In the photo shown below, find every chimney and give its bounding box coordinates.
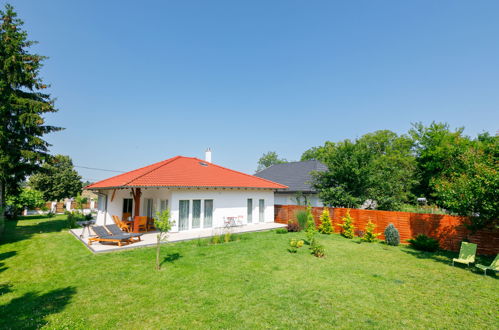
[205,148,212,163]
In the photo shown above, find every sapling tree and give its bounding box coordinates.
[340,209,355,239]
[305,206,317,244]
[154,209,174,270]
[74,194,87,214]
[362,219,380,242]
[318,207,333,234]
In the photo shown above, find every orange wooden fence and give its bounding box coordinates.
[274,205,499,255]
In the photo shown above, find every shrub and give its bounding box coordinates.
[384,223,400,246]
[362,219,380,242]
[211,235,221,244]
[318,208,333,234]
[46,211,55,218]
[224,231,232,243]
[66,211,84,228]
[305,206,317,243]
[295,210,308,230]
[311,244,325,258]
[84,213,93,221]
[287,221,300,232]
[275,228,288,234]
[339,209,355,239]
[407,234,440,252]
[296,240,304,248]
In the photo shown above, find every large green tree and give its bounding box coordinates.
[306,130,417,210]
[433,133,498,229]
[256,151,287,172]
[29,155,82,201]
[409,122,471,200]
[0,5,62,220]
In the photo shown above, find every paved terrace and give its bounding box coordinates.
[70,222,287,253]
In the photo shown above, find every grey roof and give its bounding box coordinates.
[254,160,327,192]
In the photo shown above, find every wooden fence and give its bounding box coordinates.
[275,205,499,255]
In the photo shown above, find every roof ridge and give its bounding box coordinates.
[124,155,182,186]
[192,157,287,188]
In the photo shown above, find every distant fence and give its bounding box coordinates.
[274,205,499,255]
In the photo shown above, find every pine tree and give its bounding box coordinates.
[318,207,333,234]
[0,4,62,222]
[340,209,355,239]
[362,219,381,242]
[305,206,317,244]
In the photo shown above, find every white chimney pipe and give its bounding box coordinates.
[205,148,212,163]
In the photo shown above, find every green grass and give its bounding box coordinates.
[0,215,497,329]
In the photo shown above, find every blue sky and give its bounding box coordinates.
[5,0,499,181]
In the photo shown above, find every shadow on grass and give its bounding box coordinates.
[161,252,182,266]
[402,248,497,277]
[0,217,68,245]
[0,283,13,295]
[0,286,76,329]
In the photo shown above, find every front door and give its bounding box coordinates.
[179,200,189,231]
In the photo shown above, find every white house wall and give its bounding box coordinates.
[95,188,275,232]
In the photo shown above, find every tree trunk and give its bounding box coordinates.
[156,234,161,270]
[0,179,5,235]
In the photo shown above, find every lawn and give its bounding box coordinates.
[0,215,497,329]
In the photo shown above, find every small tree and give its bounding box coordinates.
[305,206,317,244]
[318,207,333,234]
[74,194,88,214]
[362,219,380,242]
[384,223,400,246]
[6,187,45,215]
[154,209,174,270]
[339,209,355,239]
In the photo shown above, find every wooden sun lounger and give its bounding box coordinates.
[88,226,132,247]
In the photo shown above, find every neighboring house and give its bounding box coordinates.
[86,152,287,232]
[254,160,327,207]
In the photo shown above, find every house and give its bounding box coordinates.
[254,160,327,207]
[85,151,287,232]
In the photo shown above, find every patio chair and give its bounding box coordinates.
[476,254,499,275]
[88,226,132,247]
[133,216,148,233]
[105,224,143,242]
[452,242,477,268]
[112,215,131,232]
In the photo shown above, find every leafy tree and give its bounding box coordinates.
[318,207,333,234]
[310,130,416,210]
[409,122,471,200]
[6,187,45,213]
[433,137,498,230]
[74,194,88,213]
[29,155,82,201]
[0,4,62,221]
[154,209,174,270]
[256,151,287,172]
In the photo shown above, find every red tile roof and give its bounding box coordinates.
[85,156,288,190]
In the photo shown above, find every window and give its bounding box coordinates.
[247,199,253,223]
[123,198,133,214]
[160,199,169,212]
[192,200,201,229]
[179,200,190,231]
[203,200,213,228]
[259,199,265,222]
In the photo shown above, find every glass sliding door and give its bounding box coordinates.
[247,199,253,223]
[179,200,189,231]
[203,200,213,228]
[192,200,201,229]
[259,199,265,222]
[145,199,154,218]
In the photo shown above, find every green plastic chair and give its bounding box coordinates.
[452,242,477,268]
[476,254,499,275]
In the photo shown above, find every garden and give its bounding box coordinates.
[0,213,497,329]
